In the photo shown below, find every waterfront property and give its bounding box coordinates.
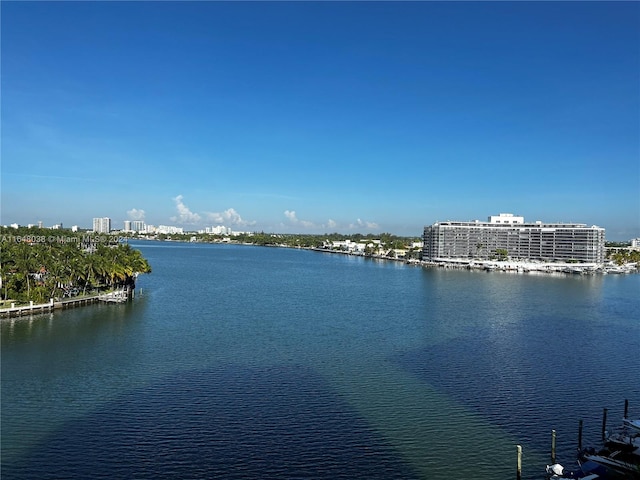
[423,213,605,264]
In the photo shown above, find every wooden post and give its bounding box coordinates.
[624,399,629,419]
[602,407,608,442]
[516,445,522,480]
[551,429,557,464]
[578,419,583,452]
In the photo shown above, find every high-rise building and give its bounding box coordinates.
[423,213,605,264]
[123,220,132,232]
[93,217,111,234]
[131,220,145,232]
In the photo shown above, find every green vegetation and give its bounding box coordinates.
[1,227,151,305]
[607,247,640,266]
[165,231,422,258]
[132,230,421,252]
[605,241,631,248]
[493,248,509,260]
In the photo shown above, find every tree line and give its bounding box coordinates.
[607,248,640,266]
[148,231,421,250]
[1,227,152,305]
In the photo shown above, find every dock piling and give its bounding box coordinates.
[624,399,629,419]
[516,445,522,480]
[601,407,608,442]
[551,429,556,464]
[578,419,583,452]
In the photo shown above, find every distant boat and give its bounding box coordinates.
[604,265,629,274]
[568,267,584,275]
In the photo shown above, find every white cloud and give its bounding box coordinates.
[127,208,145,220]
[349,218,380,230]
[284,210,315,228]
[205,208,256,226]
[170,195,201,224]
[326,219,337,229]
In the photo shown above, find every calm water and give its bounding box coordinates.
[2,242,639,479]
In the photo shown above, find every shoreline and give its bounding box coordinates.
[309,247,638,275]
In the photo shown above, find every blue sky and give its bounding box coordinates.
[2,1,639,239]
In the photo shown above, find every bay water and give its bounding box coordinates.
[2,242,639,479]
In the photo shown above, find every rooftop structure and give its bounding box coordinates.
[423,213,605,264]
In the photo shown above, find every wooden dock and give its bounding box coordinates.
[0,289,132,318]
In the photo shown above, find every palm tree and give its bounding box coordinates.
[87,246,110,291]
[0,228,152,302]
[0,239,17,301]
[13,243,35,300]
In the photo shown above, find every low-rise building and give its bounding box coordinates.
[156,225,184,235]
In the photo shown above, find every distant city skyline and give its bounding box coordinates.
[2,2,639,240]
[7,210,636,243]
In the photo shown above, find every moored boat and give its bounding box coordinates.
[581,450,640,479]
[624,418,640,433]
[546,462,601,479]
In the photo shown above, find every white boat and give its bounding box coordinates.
[546,463,600,479]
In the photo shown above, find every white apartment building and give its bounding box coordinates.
[93,217,111,234]
[199,225,231,235]
[132,221,145,232]
[156,225,184,235]
[123,220,146,233]
[423,213,605,264]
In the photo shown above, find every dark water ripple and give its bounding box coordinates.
[396,312,640,464]
[2,365,420,480]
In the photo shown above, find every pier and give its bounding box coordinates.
[0,289,132,318]
[539,400,639,480]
